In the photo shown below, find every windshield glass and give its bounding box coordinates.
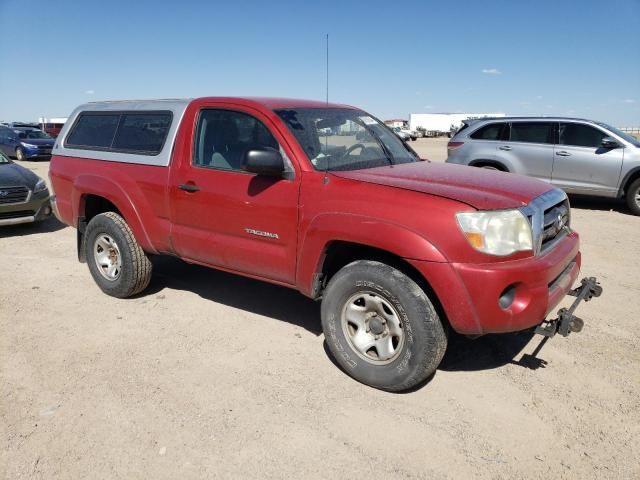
[18,130,51,140]
[596,123,640,147]
[275,108,419,171]
[0,151,10,163]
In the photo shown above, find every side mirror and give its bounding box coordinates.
[242,148,285,176]
[601,137,620,149]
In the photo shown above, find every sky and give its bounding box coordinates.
[0,0,638,126]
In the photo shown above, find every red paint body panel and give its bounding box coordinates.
[409,232,580,335]
[333,161,554,210]
[49,96,584,336]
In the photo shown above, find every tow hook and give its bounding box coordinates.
[519,277,602,369]
[535,277,603,338]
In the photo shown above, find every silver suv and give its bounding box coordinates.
[446,117,640,215]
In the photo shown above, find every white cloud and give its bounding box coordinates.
[536,95,543,100]
[85,89,95,95]
[481,68,501,75]
[518,101,530,106]
[623,99,635,103]
[424,105,433,109]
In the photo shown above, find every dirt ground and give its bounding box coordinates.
[2,138,639,479]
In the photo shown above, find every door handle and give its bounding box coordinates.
[556,151,571,156]
[499,146,512,151]
[178,183,200,192]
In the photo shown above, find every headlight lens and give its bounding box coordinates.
[456,209,533,256]
[21,143,38,148]
[34,179,47,193]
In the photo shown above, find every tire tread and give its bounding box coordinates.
[86,212,152,298]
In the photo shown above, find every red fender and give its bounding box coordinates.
[296,213,447,297]
[72,174,157,253]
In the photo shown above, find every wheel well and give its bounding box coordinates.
[82,194,121,224]
[469,160,508,171]
[77,195,122,263]
[622,170,640,197]
[317,241,449,328]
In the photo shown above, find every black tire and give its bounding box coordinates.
[626,178,640,216]
[15,147,25,161]
[474,162,505,172]
[321,260,447,392]
[84,212,152,298]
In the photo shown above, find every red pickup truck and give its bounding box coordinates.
[49,97,600,391]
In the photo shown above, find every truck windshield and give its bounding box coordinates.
[275,108,419,171]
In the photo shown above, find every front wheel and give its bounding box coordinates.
[626,178,640,216]
[321,260,447,392]
[84,212,152,298]
[15,147,25,161]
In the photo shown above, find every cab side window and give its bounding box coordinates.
[194,109,280,171]
[559,123,606,148]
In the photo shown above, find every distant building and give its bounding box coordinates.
[409,112,505,134]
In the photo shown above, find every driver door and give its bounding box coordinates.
[169,105,300,284]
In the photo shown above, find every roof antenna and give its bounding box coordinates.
[325,33,329,104]
[323,33,330,181]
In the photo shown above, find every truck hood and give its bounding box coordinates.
[332,161,554,210]
[0,161,39,188]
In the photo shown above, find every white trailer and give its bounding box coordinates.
[409,113,505,135]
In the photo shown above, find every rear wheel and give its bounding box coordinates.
[15,147,25,161]
[321,260,447,392]
[84,212,152,298]
[626,178,640,216]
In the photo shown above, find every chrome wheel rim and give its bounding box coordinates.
[16,149,23,160]
[635,190,640,207]
[93,234,122,281]
[341,291,405,365]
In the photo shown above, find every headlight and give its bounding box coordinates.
[456,209,533,256]
[33,179,47,193]
[21,143,38,148]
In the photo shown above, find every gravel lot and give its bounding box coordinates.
[2,138,639,479]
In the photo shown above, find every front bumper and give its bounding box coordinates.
[0,189,52,226]
[22,145,52,160]
[410,232,584,335]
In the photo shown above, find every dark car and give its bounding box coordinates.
[0,150,52,226]
[0,126,55,161]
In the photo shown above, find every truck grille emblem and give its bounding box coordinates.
[0,191,8,197]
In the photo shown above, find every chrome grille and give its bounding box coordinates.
[0,186,29,205]
[521,189,570,255]
[541,200,570,250]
